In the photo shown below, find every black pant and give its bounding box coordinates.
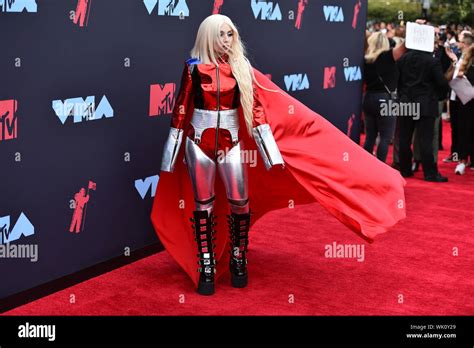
[399,116,437,177]
[457,99,474,161]
[362,91,397,162]
[450,99,459,156]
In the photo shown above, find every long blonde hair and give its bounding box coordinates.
[365,32,390,63]
[460,44,474,74]
[190,14,278,136]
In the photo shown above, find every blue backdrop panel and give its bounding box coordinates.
[0,0,366,300]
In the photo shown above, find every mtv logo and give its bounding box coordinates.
[52,95,114,124]
[149,83,176,117]
[135,175,159,199]
[0,213,35,244]
[251,0,282,21]
[143,0,189,16]
[284,74,310,92]
[0,0,37,12]
[323,5,344,22]
[323,66,336,89]
[344,66,362,81]
[0,99,18,141]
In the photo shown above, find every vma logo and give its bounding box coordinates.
[0,0,37,13]
[323,66,336,89]
[323,5,344,22]
[212,0,224,14]
[143,0,189,17]
[251,0,282,21]
[344,66,362,81]
[353,0,361,29]
[69,181,96,233]
[135,175,159,199]
[149,83,176,117]
[0,213,35,244]
[284,73,309,92]
[52,95,114,125]
[347,113,355,137]
[73,0,92,27]
[0,99,18,142]
[295,0,308,30]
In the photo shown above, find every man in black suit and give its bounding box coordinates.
[397,48,450,182]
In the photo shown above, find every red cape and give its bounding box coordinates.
[151,68,407,287]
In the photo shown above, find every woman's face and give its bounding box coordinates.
[215,23,233,56]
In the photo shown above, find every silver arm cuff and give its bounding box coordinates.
[252,124,284,170]
[160,127,184,172]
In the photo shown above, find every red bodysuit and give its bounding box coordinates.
[171,56,267,159]
[152,60,407,289]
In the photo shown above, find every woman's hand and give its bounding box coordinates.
[445,46,458,64]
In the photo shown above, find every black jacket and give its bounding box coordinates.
[397,50,450,117]
[434,45,453,74]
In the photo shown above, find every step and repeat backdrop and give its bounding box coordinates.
[0,0,366,300]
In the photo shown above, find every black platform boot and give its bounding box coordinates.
[227,211,251,288]
[191,210,217,296]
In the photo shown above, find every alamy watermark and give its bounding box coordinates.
[216,147,257,167]
[18,322,56,342]
[0,243,38,262]
[381,100,420,120]
[324,241,365,262]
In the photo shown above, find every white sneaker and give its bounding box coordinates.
[455,163,466,175]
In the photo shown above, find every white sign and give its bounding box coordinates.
[405,22,434,52]
[449,77,474,105]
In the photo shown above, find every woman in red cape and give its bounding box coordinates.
[151,14,406,295]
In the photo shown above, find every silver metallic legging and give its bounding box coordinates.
[185,137,249,214]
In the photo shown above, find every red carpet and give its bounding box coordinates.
[5,120,474,315]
